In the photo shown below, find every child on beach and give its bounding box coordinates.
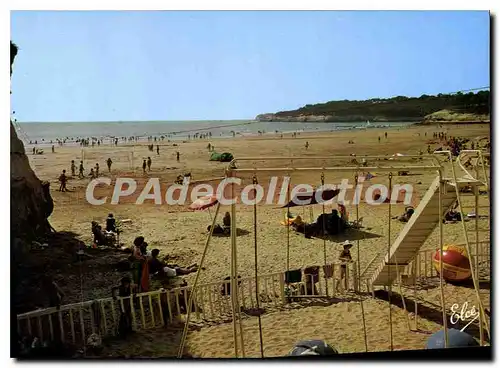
[58,170,67,192]
[78,161,85,178]
[70,160,76,176]
[336,240,353,291]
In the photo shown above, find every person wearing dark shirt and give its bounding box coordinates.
[106,213,116,232]
[42,276,65,308]
[58,170,67,192]
[148,249,198,277]
[223,212,231,228]
[112,277,137,336]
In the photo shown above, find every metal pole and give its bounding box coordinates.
[387,173,393,352]
[177,201,221,357]
[229,173,239,357]
[438,173,448,348]
[448,152,489,343]
[230,165,441,173]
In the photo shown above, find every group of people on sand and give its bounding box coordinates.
[127,236,199,294]
[289,204,349,238]
[91,213,121,247]
[104,231,201,336]
[58,158,115,192]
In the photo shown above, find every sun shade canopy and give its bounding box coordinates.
[281,188,340,208]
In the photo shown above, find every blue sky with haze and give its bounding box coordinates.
[10,10,489,122]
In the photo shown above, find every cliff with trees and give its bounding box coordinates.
[256,90,490,123]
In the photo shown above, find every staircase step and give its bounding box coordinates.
[370,176,459,286]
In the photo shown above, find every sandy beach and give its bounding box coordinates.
[25,123,490,357]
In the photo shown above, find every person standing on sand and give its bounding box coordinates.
[70,160,76,176]
[385,132,388,139]
[42,276,65,308]
[78,161,85,179]
[147,157,152,171]
[305,141,309,150]
[95,163,100,177]
[156,145,160,155]
[112,277,136,336]
[89,168,95,179]
[176,151,180,162]
[132,236,150,292]
[106,157,112,172]
[336,240,353,291]
[142,159,147,174]
[51,145,55,153]
[59,170,68,192]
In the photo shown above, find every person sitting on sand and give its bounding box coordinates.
[394,206,414,223]
[106,213,117,233]
[328,209,345,235]
[149,249,199,278]
[290,216,316,238]
[444,201,461,222]
[223,211,231,230]
[338,203,348,223]
[91,221,108,246]
[207,224,225,235]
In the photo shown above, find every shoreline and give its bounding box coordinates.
[416,120,490,125]
[19,121,417,147]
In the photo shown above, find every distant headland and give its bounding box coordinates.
[256,91,490,124]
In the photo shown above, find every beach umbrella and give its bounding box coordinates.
[190,194,219,220]
[281,188,340,208]
[190,194,218,211]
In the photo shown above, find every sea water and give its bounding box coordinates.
[17,120,415,146]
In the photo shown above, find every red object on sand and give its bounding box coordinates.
[190,195,219,211]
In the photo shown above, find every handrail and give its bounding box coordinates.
[226,155,444,174]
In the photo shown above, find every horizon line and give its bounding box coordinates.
[16,118,256,124]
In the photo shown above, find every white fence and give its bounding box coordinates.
[16,262,359,347]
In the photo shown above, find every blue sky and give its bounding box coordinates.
[10,11,490,122]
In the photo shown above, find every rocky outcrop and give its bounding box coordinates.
[10,41,54,245]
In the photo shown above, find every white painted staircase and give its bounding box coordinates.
[365,176,477,287]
